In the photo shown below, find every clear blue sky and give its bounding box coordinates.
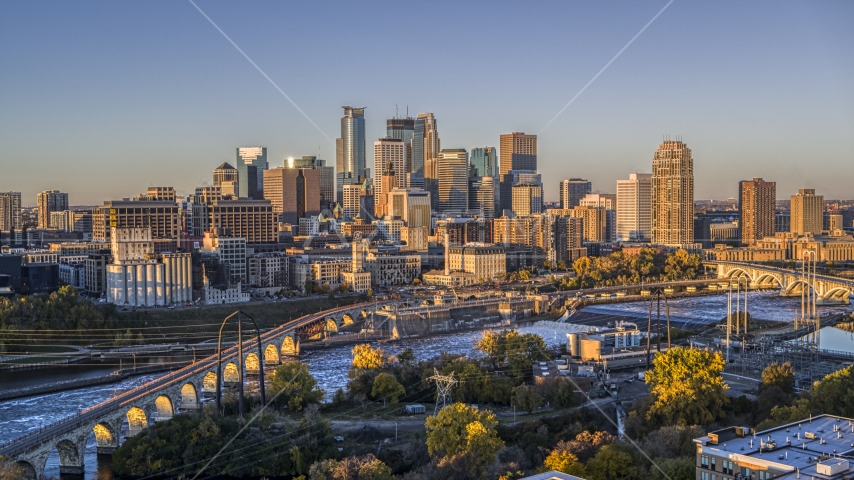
[1,1,852,205]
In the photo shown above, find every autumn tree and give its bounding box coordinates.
[585,444,640,480]
[541,448,586,477]
[556,430,617,463]
[809,365,854,417]
[350,344,386,371]
[426,403,504,478]
[645,347,728,426]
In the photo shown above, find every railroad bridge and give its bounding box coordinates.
[710,261,854,305]
[0,301,396,480]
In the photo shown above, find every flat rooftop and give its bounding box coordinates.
[696,415,854,479]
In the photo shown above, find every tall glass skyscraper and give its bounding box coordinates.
[387,116,415,173]
[336,106,366,202]
[411,113,439,175]
[236,147,268,200]
[469,147,496,177]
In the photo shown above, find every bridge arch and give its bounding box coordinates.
[264,343,280,365]
[281,335,297,356]
[723,267,753,280]
[202,371,218,394]
[754,273,782,287]
[822,286,853,304]
[93,422,117,451]
[126,406,148,437]
[245,353,261,374]
[154,395,174,421]
[14,460,37,480]
[783,278,811,296]
[55,438,82,474]
[341,313,355,326]
[181,383,200,410]
[223,362,240,384]
[326,318,339,334]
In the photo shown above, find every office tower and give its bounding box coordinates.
[739,178,776,245]
[264,167,320,225]
[213,162,239,197]
[37,190,69,229]
[499,132,537,212]
[92,199,182,242]
[470,147,497,178]
[790,188,824,236]
[437,149,469,214]
[287,156,334,210]
[651,138,694,246]
[192,198,276,243]
[388,189,432,230]
[469,176,496,219]
[138,187,176,202]
[0,192,22,231]
[616,173,652,242]
[412,113,439,175]
[387,115,415,171]
[512,184,544,216]
[374,161,398,219]
[374,138,406,196]
[236,147,268,200]
[342,184,362,219]
[336,105,367,189]
[559,179,592,209]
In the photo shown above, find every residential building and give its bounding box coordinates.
[247,252,288,288]
[105,227,191,307]
[559,179,591,209]
[59,262,85,290]
[651,139,694,246]
[739,178,776,245]
[342,184,363,219]
[192,198,276,243]
[201,230,247,283]
[0,192,22,231]
[92,199,182,242]
[354,243,421,286]
[84,253,109,298]
[374,137,407,197]
[552,215,586,266]
[512,184,544,216]
[400,225,429,251]
[448,244,506,282]
[499,133,537,212]
[139,187,176,202]
[616,173,652,242]
[693,414,854,480]
[204,282,250,305]
[552,207,608,243]
[791,188,824,236]
[213,162,239,197]
[264,167,320,225]
[581,193,617,242]
[49,211,70,231]
[375,218,405,242]
[437,149,469,214]
[37,190,69,229]
[236,147,268,200]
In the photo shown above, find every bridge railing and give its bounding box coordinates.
[0,301,381,456]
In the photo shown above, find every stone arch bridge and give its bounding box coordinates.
[710,261,854,305]
[0,300,399,479]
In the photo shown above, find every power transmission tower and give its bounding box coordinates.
[429,368,457,415]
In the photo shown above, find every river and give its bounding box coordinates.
[0,291,851,479]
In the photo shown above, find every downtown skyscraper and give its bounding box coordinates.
[387,114,414,173]
[336,106,367,202]
[559,179,591,209]
[499,132,537,214]
[413,113,439,206]
[651,138,694,246]
[616,173,652,242]
[236,147,268,200]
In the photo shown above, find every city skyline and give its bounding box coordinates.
[1,2,852,204]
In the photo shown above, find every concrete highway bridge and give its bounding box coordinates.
[0,301,401,480]
[710,261,854,305]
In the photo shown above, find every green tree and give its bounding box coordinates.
[645,347,728,426]
[649,456,696,480]
[585,444,639,480]
[268,362,325,410]
[761,362,795,394]
[809,365,854,417]
[511,384,543,414]
[371,372,406,405]
[548,378,577,408]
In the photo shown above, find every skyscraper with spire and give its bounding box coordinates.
[651,137,694,246]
